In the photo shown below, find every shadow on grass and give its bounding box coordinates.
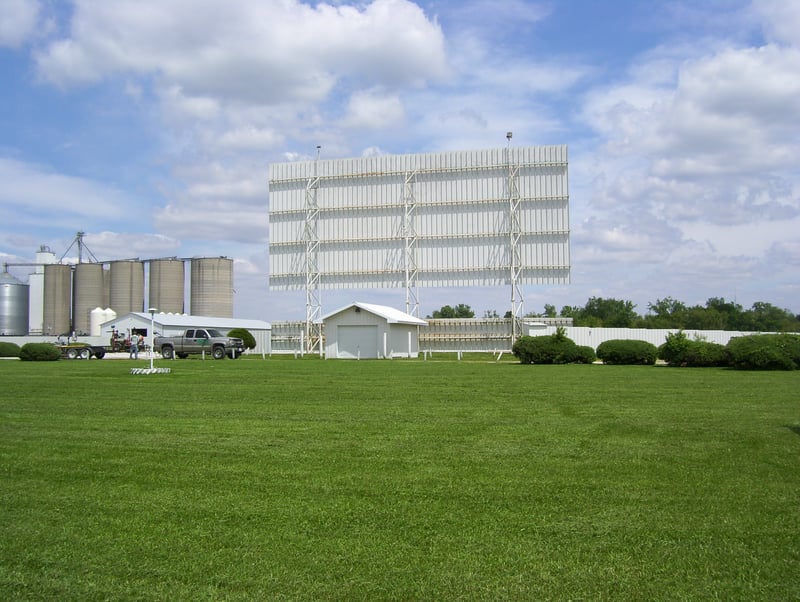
[786,425,800,437]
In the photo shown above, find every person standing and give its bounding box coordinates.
[129,331,139,360]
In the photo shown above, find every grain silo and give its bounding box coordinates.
[149,259,185,314]
[72,262,105,335]
[190,257,233,317]
[0,271,29,336]
[108,260,144,316]
[43,263,72,335]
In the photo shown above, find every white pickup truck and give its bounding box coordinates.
[154,328,245,360]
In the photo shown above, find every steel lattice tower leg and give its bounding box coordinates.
[506,137,523,343]
[403,170,419,317]
[304,175,321,354]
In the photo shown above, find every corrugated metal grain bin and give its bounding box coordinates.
[0,271,30,336]
[109,260,144,316]
[149,259,185,314]
[190,257,233,318]
[73,262,105,335]
[43,263,72,335]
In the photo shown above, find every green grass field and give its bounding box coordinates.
[1,356,798,600]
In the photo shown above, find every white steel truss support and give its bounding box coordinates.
[403,170,419,317]
[304,174,322,354]
[507,158,523,342]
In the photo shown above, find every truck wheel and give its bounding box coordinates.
[212,346,226,360]
[66,348,78,359]
[94,350,105,359]
[79,348,91,360]
[161,346,174,360]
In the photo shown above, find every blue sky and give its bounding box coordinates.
[1,0,798,321]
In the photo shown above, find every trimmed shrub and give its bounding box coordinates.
[680,340,728,367]
[726,334,800,370]
[227,328,256,350]
[0,342,21,358]
[658,332,728,367]
[596,339,657,365]
[19,343,62,362]
[658,331,690,365]
[512,333,583,364]
[575,345,597,364]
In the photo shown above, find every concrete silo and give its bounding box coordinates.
[108,260,144,316]
[149,259,185,314]
[43,264,72,336]
[0,271,30,335]
[190,257,233,317]
[72,262,105,335]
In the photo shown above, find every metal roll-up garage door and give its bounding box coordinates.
[337,325,378,359]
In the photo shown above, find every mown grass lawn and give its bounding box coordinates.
[1,356,798,600]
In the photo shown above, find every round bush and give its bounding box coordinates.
[658,332,728,367]
[596,339,657,365]
[726,334,799,370]
[575,345,597,364]
[658,331,690,365]
[512,334,583,364]
[0,341,21,358]
[227,327,256,350]
[19,342,62,362]
[680,340,728,367]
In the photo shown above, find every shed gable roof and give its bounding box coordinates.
[322,303,427,326]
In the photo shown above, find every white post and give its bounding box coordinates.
[148,308,158,371]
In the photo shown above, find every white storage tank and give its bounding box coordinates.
[190,257,233,317]
[43,263,72,336]
[0,271,30,335]
[28,244,57,335]
[89,307,106,337]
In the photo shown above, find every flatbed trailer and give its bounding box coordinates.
[55,342,107,359]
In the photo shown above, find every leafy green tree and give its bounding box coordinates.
[579,297,638,327]
[559,305,581,319]
[705,297,745,329]
[430,304,475,319]
[746,302,799,332]
[642,297,687,328]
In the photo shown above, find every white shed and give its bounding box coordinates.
[99,312,272,355]
[322,303,427,359]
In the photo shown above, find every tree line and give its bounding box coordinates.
[429,297,800,332]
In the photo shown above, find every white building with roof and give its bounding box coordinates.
[321,302,427,359]
[100,312,271,355]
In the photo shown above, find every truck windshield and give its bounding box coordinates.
[206,329,224,337]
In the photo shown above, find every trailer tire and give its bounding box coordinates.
[66,348,78,359]
[79,348,91,360]
[161,346,174,360]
